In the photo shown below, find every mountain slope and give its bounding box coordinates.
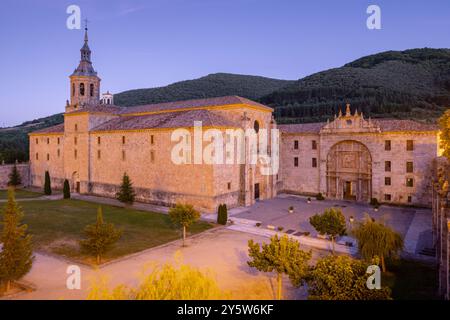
[114,73,294,106]
[261,48,450,124]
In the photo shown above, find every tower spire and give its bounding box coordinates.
[84,19,89,44]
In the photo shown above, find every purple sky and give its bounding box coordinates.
[0,0,449,127]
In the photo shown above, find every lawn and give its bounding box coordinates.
[0,189,43,200]
[15,199,214,264]
[382,259,439,300]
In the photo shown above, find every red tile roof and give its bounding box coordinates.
[119,96,272,115]
[91,109,239,132]
[278,123,325,134]
[29,123,64,135]
[67,105,123,115]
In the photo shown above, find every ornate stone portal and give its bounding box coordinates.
[326,140,372,201]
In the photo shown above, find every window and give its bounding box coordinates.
[74,137,77,145]
[74,149,77,159]
[312,158,317,168]
[385,194,392,201]
[47,138,50,144]
[385,161,391,172]
[150,135,154,145]
[406,178,414,187]
[294,157,299,167]
[36,153,39,160]
[150,150,155,163]
[122,136,126,145]
[122,150,126,161]
[57,137,60,145]
[97,137,101,145]
[294,140,299,150]
[90,83,94,97]
[407,195,412,203]
[79,83,85,96]
[72,83,75,96]
[57,149,60,157]
[227,182,231,190]
[97,150,101,159]
[385,140,391,151]
[346,119,352,125]
[312,140,317,150]
[36,138,38,145]
[253,120,260,133]
[385,177,391,186]
[75,124,78,131]
[406,161,413,173]
[47,154,50,161]
[406,140,414,151]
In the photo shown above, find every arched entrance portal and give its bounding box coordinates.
[72,171,80,193]
[326,141,372,202]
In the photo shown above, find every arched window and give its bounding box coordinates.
[79,83,85,96]
[72,83,75,96]
[253,120,260,133]
[90,83,94,97]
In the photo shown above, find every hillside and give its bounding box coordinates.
[261,48,450,124]
[114,73,294,106]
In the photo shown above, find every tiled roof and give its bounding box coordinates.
[30,123,64,134]
[91,109,239,132]
[278,123,325,134]
[67,105,124,115]
[374,119,438,132]
[119,96,272,115]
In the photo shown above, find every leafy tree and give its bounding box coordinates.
[439,109,450,160]
[63,179,71,199]
[168,203,200,247]
[0,189,34,293]
[44,171,52,195]
[247,234,311,300]
[309,207,346,254]
[352,214,403,272]
[88,254,229,300]
[7,165,22,188]
[79,206,122,264]
[217,204,228,225]
[116,173,136,204]
[307,255,391,300]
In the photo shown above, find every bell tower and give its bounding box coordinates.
[67,22,101,112]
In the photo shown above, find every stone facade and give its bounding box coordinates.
[279,106,439,207]
[431,157,450,300]
[0,163,30,188]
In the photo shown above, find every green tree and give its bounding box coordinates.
[352,214,403,272]
[309,207,346,254]
[247,234,311,300]
[88,254,229,300]
[439,109,450,160]
[44,171,52,195]
[0,189,34,293]
[116,173,136,204]
[217,204,228,225]
[307,255,391,300]
[7,165,22,188]
[168,203,200,247]
[63,179,71,199]
[79,206,122,264]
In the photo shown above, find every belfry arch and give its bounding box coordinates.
[326,140,372,202]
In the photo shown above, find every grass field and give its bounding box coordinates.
[15,199,214,264]
[0,189,43,200]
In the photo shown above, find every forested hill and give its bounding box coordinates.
[114,73,294,106]
[261,48,450,124]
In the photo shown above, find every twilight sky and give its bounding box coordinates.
[0,0,449,126]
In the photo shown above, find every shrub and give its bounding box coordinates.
[370,198,380,206]
[63,179,70,199]
[7,165,22,187]
[256,222,262,227]
[44,171,52,195]
[116,173,136,204]
[316,193,325,201]
[278,226,284,232]
[217,204,228,225]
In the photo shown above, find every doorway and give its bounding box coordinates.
[344,181,356,200]
[254,183,260,200]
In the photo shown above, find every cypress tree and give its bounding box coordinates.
[63,179,71,199]
[44,171,52,195]
[0,189,34,293]
[217,204,228,225]
[116,173,136,204]
[7,165,22,188]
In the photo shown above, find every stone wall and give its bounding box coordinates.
[0,163,30,188]
[431,157,450,300]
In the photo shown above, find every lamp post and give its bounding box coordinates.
[349,216,355,232]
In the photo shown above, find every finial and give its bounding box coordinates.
[338,108,342,117]
[354,109,359,117]
[84,19,89,43]
[345,103,351,116]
